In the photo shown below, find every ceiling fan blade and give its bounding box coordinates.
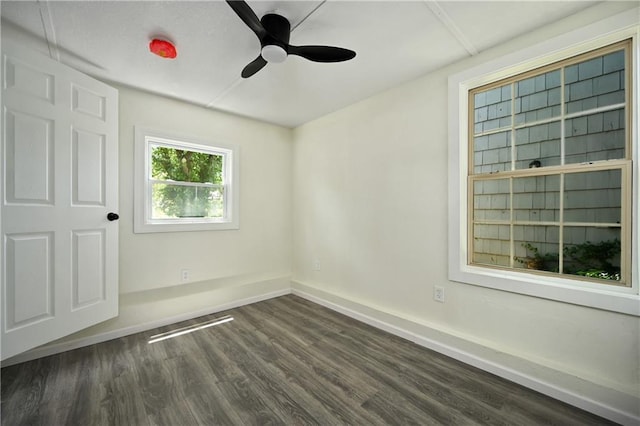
[226,0,266,39]
[241,55,268,78]
[288,45,356,63]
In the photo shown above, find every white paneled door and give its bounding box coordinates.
[1,42,119,360]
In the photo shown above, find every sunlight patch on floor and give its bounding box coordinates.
[148,315,234,344]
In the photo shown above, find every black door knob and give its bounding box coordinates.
[107,212,119,221]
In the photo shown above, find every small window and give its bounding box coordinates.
[134,128,239,233]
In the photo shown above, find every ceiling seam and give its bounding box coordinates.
[205,77,243,108]
[422,1,478,56]
[291,0,326,32]
[37,0,60,61]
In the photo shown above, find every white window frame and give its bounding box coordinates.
[448,11,639,316]
[134,126,239,233]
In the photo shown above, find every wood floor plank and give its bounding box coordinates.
[319,319,513,424]
[214,317,332,424]
[230,309,386,424]
[238,305,381,405]
[266,296,578,425]
[254,299,484,423]
[163,344,242,425]
[1,295,615,426]
[312,331,478,424]
[98,373,150,426]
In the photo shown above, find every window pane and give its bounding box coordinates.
[564,170,621,223]
[473,179,510,221]
[515,121,561,169]
[152,183,224,219]
[513,225,559,272]
[473,84,512,134]
[472,224,511,267]
[513,175,560,222]
[565,109,625,164]
[473,131,511,174]
[514,70,561,125]
[565,50,625,114]
[151,145,224,184]
[563,226,621,281]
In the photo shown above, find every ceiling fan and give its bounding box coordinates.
[226,0,356,78]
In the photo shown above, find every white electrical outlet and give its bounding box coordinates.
[180,269,191,282]
[313,259,321,271]
[434,286,445,303]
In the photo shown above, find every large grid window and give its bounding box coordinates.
[468,40,631,286]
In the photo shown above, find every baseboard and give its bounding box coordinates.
[1,284,291,367]
[291,280,639,426]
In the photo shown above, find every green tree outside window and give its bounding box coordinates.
[150,145,225,218]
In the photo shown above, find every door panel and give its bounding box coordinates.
[3,56,54,103]
[72,229,105,308]
[4,110,54,204]
[1,41,119,360]
[71,84,106,120]
[4,233,54,329]
[72,128,105,206]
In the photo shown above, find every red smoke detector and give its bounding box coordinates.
[149,39,177,59]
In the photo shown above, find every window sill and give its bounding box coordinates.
[133,219,239,234]
[450,263,640,316]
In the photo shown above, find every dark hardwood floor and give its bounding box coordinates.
[1,295,614,425]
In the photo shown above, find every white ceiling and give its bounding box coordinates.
[1,0,602,128]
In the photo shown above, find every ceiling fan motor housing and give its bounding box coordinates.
[260,13,290,62]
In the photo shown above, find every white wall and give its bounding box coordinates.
[118,86,292,294]
[292,2,639,421]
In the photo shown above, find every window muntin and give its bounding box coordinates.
[468,41,631,286]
